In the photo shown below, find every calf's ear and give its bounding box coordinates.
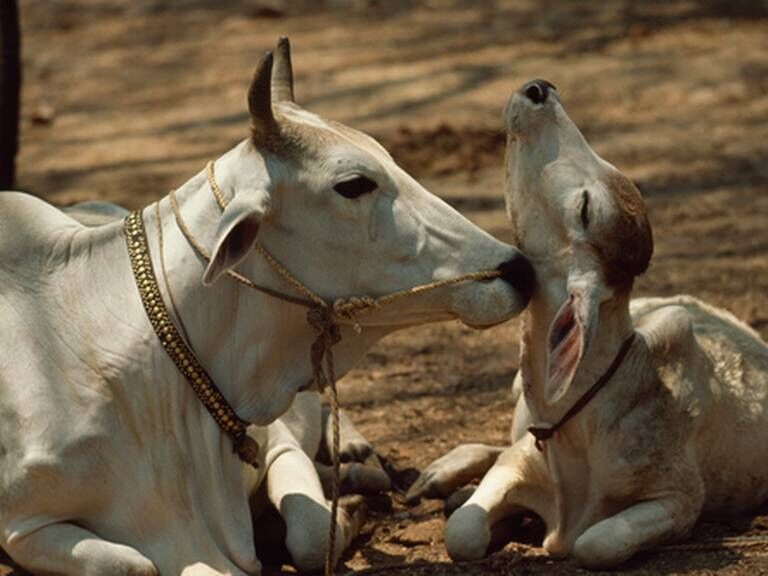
[202,188,271,286]
[545,295,584,404]
[545,274,601,404]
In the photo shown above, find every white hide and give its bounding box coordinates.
[412,81,768,569]
[0,47,532,575]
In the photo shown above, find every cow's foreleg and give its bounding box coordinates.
[4,522,157,576]
[268,448,365,572]
[322,405,373,463]
[573,494,701,568]
[315,457,391,496]
[444,438,550,561]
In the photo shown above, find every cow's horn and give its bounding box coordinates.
[272,36,294,103]
[248,51,277,133]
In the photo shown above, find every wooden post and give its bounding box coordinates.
[0,0,21,190]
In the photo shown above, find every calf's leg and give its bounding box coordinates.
[573,495,701,568]
[4,522,157,576]
[445,439,550,561]
[406,444,504,503]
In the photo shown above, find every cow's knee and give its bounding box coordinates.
[283,497,336,571]
[284,495,364,572]
[286,537,326,573]
[5,523,158,576]
[286,523,344,573]
[444,504,491,561]
[71,541,158,576]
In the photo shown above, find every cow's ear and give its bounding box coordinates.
[202,188,271,286]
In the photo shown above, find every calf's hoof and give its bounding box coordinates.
[573,533,633,569]
[445,485,477,516]
[444,504,491,562]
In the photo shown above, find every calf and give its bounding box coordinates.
[409,80,768,568]
[0,39,533,575]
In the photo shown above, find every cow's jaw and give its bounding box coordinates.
[139,169,388,427]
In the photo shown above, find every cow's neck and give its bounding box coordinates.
[141,153,386,427]
[521,284,634,431]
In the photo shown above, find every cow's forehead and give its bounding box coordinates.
[280,105,328,130]
[277,105,394,169]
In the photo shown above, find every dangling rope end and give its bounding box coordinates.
[234,432,261,469]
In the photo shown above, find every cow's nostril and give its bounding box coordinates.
[521,79,556,105]
[497,252,535,305]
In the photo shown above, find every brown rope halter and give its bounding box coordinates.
[156,160,504,575]
[528,332,636,451]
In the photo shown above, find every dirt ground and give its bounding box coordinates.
[6,0,768,574]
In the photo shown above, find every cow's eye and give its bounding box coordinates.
[333,175,378,199]
[579,189,590,229]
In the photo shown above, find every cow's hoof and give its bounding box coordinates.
[341,494,368,533]
[341,462,391,495]
[340,438,374,463]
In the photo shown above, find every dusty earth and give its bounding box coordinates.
[6,0,768,574]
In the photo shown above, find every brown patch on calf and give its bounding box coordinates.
[591,170,654,289]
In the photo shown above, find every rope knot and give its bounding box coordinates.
[307,305,341,390]
[333,296,379,334]
[333,296,378,317]
[307,305,333,335]
[528,422,556,452]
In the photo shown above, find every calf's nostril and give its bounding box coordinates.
[521,79,557,105]
[497,252,535,305]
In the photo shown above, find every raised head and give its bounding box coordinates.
[504,81,652,404]
[204,38,534,331]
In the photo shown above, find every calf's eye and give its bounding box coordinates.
[580,189,590,229]
[333,175,378,199]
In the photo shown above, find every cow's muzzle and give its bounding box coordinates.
[497,251,535,306]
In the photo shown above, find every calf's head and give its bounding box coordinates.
[504,80,652,403]
[206,39,534,330]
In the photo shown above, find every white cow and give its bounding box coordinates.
[66,200,390,572]
[0,39,534,575]
[409,80,768,568]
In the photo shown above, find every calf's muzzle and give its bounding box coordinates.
[521,79,557,105]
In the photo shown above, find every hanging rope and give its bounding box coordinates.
[163,160,506,575]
